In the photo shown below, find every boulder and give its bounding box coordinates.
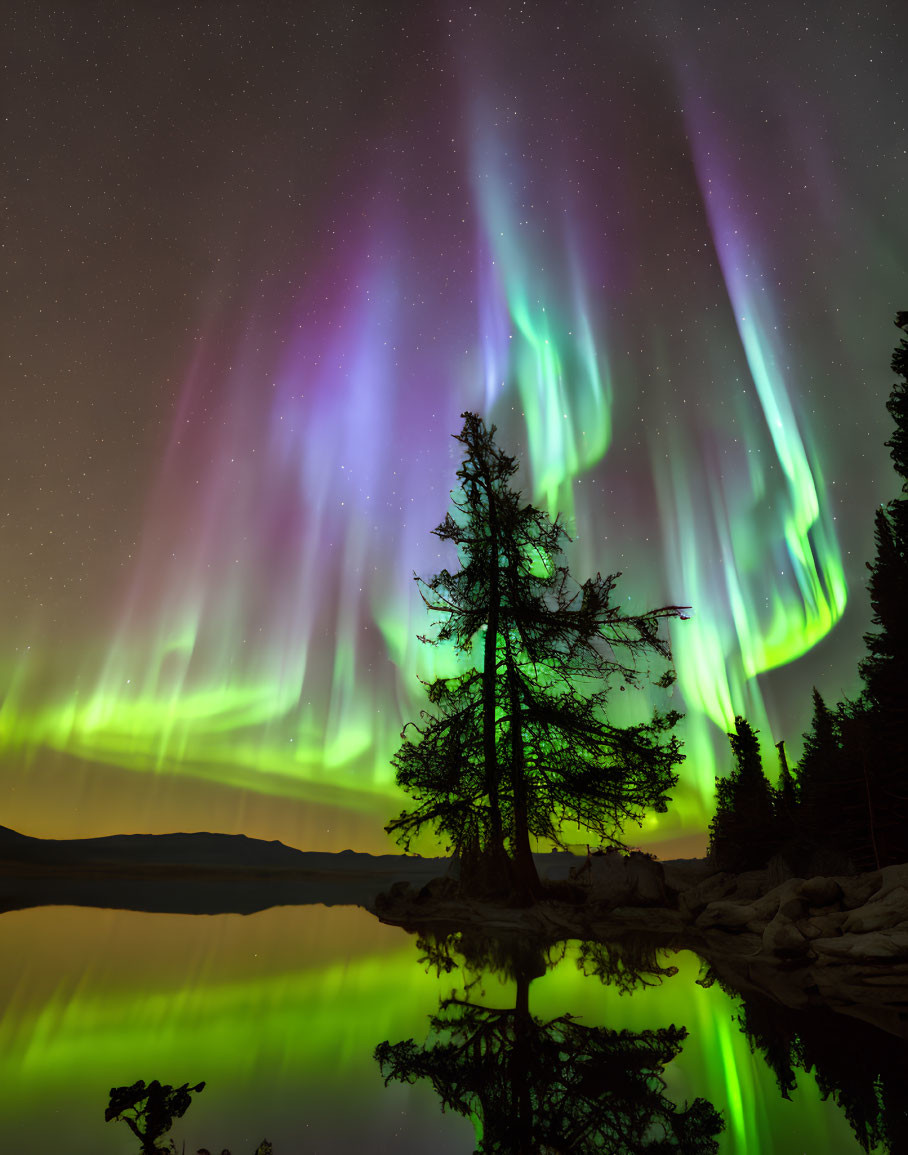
[798,913,846,940]
[589,851,667,906]
[871,864,908,902]
[417,876,461,903]
[625,852,667,905]
[762,914,809,956]
[729,869,775,902]
[374,879,414,911]
[750,877,807,921]
[799,876,844,908]
[679,872,738,918]
[813,930,908,963]
[839,872,884,910]
[661,857,714,894]
[842,886,908,935]
[695,900,758,931]
[778,896,809,921]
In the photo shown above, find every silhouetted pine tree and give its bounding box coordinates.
[793,690,875,871]
[854,312,908,863]
[863,315,908,688]
[387,413,686,901]
[834,701,884,871]
[797,689,838,803]
[787,314,908,871]
[773,739,797,840]
[796,689,844,850]
[709,717,777,871]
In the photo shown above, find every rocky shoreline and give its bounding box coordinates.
[374,852,908,1039]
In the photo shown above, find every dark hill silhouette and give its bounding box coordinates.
[0,825,436,871]
[0,827,694,918]
[0,826,452,916]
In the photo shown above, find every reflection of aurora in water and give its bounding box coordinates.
[0,905,866,1153]
[2,5,905,847]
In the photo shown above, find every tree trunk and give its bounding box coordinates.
[478,469,509,890]
[483,565,503,844]
[506,635,542,903]
[511,974,535,1151]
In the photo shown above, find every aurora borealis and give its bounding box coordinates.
[2,2,906,851]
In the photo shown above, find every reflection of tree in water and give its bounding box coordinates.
[704,972,908,1154]
[575,939,679,998]
[104,1079,272,1155]
[105,1080,205,1154]
[375,931,723,1153]
[414,928,679,997]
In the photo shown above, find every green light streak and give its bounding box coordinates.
[648,135,848,778]
[472,122,613,518]
[715,1011,749,1153]
[0,675,401,812]
[734,314,848,674]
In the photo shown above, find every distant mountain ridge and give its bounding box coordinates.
[0,826,441,873]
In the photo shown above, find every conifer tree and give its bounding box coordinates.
[849,313,908,866]
[833,702,883,871]
[796,688,840,835]
[791,314,908,871]
[792,689,866,870]
[859,316,908,760]
[774,741,796,803]
[387,413,686,899]
[772,739,797,844]
[709,717,777,871]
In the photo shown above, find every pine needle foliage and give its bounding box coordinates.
[386,412,687,898]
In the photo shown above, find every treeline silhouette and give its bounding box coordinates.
[710,313,908,874]
[700,968,908,1154]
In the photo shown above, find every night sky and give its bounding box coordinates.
[2,1,906,852]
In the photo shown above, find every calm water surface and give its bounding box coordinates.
[0,903,876,1152]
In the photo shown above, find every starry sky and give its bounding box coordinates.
[2,1,906,852]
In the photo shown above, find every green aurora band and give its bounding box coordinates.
[0,93,850,847]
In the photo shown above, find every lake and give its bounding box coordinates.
[0,901,882,1152]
